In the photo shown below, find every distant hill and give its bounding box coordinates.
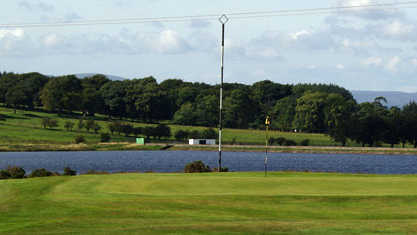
[75,73,126,81]
[351,90,417,107]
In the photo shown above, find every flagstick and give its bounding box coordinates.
[265,116,270,177]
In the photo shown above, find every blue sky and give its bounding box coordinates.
[1,0,417,92]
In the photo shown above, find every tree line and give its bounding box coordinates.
[1,72,417,147]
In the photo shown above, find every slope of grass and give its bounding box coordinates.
[1,172,417,234]
[0,107,339,146]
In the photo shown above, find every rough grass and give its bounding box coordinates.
[1,172,417,234]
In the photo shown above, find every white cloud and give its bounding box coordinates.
[411,58,417,66]
[0,29,25,39]
[307,65,317,70]
[383,21,415,38]
[362,56,382,66]
[43,34,58,47]
[336,64,345,69]
[149,30,190,54]
[385,56,400,71]
[18,0,54,12]
[290,30,311,40]
[337,0,403,20]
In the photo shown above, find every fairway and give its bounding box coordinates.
[1,172,417,234]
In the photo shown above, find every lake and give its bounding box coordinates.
[1,151,417,174]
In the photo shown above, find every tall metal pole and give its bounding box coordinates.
[218,15,229,172]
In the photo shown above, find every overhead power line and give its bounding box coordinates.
[1,1,417,28]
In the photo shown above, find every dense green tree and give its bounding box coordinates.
[293,92,329,133]
[40,75,82,113]
[402,102,417,148]
[271,96,297,131]
[100,81,127,118]
[224,88,255,129]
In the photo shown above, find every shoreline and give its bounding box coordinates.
[1,142,417,155]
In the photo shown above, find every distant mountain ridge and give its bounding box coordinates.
[351,90,417,107]
[75,73,126,81]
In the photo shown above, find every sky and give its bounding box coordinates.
[1,0,417,92]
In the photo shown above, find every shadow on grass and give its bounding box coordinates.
[23,113,41,118]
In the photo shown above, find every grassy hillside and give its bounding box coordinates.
[0,107,339,146]
[1,172,417,234]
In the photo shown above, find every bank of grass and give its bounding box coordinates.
[2,107,416,153]
[0,107,339,146]
[1,172,417,234]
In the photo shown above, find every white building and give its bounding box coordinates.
[189,139,216,145]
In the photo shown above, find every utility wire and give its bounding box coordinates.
[1,1,417,28]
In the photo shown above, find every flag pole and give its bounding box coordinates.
[218,14,229,172]
[265,115,271,177]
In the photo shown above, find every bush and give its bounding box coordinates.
[175,130,189,141]
[0,170,11,180]
[29,168,53,178]
[63,167,77,176]
[120,123,134,137]
[85,119,96,132]
[100,133,111,142]
[188,130,201,139]
[41,118,59,129]
[7,166,26,179]
[77,119,84,131]
[74,135,86,144]
[213,167,229,172]
[184,161,211,173]
[133,127,143,137]
[201,128,217,139]
[64,121,75,131]
[283,139,297,146]
[93,123,101,134]
[300,139,310,146]
[275,137,287,146]
[155,124,171,139]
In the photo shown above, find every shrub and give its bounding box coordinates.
[283,139,297,146]
[155,124,171,139]
[100,133,111,142]
[77,119,84,131]
[184,161,211,173]
[133,127,143,137]
[188,130,201,139]
[74,135,86,144]
[29,168,53,178]
[41,118,59,129]
[0,170,11,180]
[275,137,287,146]
[7,166,26,179]
[300,139,310,146]
[120,123,134,137]
[93,123,101,134]
[85,119,95,132]
[213,167,229,172]
[64,121,75,131]
[201,128,217,139]
[175,130,189,141]
[63,167,77,176]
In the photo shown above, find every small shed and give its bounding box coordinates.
[189,139,216,145]
[136,138,145,145]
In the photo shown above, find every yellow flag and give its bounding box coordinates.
[265,115,271,126]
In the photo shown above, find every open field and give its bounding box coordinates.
[2,107,417,154]
[0,107,341,146]
[1,172,417,234]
